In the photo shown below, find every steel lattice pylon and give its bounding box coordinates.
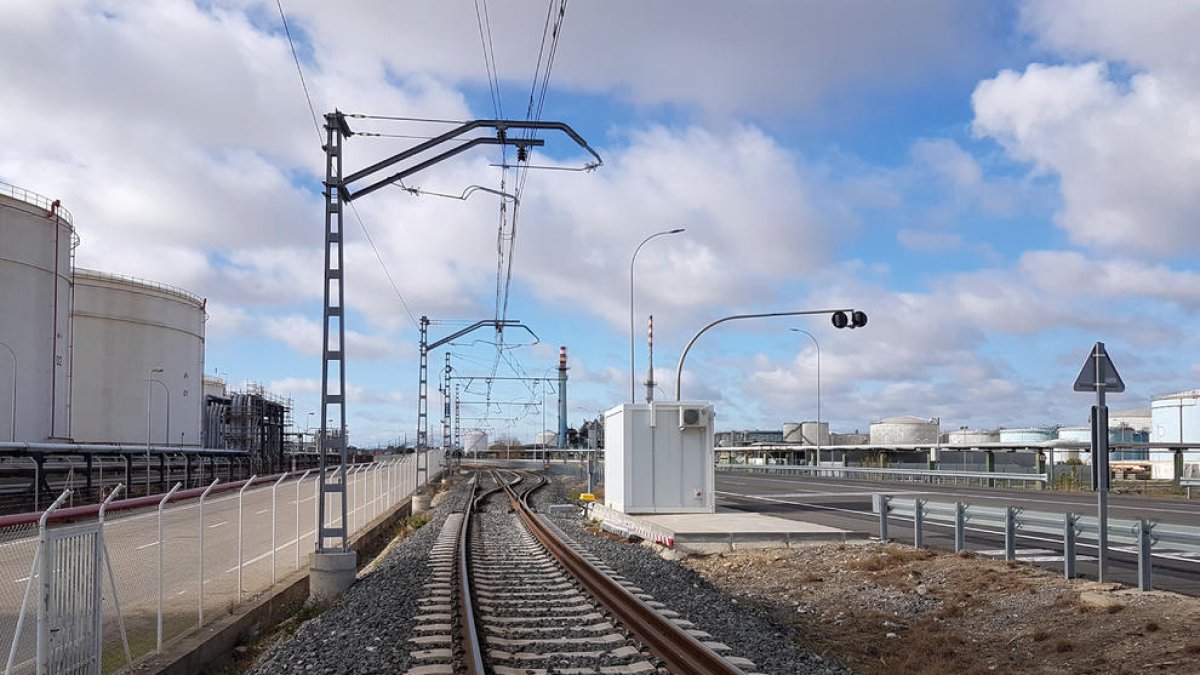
[416,315,429,485]
[317,112,350,552]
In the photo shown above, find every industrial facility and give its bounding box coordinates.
[0,182,301,504]
[714,405,1194,479]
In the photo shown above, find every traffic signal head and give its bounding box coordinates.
[832,310,868,329]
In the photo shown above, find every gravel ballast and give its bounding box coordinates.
[247,479,468,674]
[531,478,849,675]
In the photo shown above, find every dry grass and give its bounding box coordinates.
[843,547,936,572]
[685,542,1200,675]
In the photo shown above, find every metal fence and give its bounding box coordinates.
[0,451,442,674]
[873,494,1200,592]
[718,463,1048,488]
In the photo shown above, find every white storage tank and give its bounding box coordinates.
[1152,390,1200,443]
[70,269,206,445]
[464,430,489,455]
[946,428,1000,444]
[870,416,939,445]
[534,430,558,447]
[999,427,1054,444]
[800,421,829,446]
[782,422,804,443]
[202,375,226,400]
[0,184,74,442]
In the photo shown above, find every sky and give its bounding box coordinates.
[3,1,1200,446]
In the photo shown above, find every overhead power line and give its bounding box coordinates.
[347,201,420,329]
[275,0,322,146]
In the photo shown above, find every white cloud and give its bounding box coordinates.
[266,0,991,119]
[973,62,1200,256]
[1020,1,1200,81]
[1020,251,1200,307]
[511,125,841,331]
[260,314,397,358]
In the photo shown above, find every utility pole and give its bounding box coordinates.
[558,347,569,448]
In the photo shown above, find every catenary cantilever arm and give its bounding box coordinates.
[341,117,603,192]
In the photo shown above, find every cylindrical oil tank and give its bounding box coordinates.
[999,427,1054,443]
[869,416,939,445]
[1055,426,1090,443]
[1057,424,1144,461]
[535,430,558,447]
[464,430,488,455]
[800,421,829,446]
[202,375,226,400]
[1151,390,1200,444]
[782,422,804,443]
[1055,426,1089,461]
[70,269,206,445]
[946,429,1000,445]
[0,183,74,441]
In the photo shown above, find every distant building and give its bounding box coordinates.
[715,429,784,447]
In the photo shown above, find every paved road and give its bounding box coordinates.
[715,471,1200,596]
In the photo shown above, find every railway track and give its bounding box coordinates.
[406,469,760,674]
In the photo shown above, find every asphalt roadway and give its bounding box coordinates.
[715,471,1200,596]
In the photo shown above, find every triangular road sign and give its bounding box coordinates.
[1073,341,1125,392]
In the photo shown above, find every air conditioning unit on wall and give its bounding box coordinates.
[679,405,709,429]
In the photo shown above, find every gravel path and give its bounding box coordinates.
[247,479,469,674]
[531,478,850,675]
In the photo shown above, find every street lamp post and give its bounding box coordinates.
[0,341,15,442]
[146,368,164,493]
[629,228,685,402]
[675,308,865,400]
[791,329,821,467]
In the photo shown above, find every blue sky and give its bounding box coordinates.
[3,1,1200,446]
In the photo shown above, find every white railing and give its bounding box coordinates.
[0,452,440,674]
[0,181,73,225]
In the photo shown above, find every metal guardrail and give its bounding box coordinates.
[1182,477,1200,498]
[719,463,1047,486]
[873,495,1200,592]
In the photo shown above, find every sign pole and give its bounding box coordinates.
[1095,356,1108,583]
[1074,341,1123,584]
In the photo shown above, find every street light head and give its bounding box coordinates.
[669,227,685,234]
[151,367,164,373]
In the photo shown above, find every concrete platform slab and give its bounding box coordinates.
[586,502,864,555]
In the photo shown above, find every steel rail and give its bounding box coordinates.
[498,474,744,675]
[459,474,486,675]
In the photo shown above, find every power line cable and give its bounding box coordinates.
[347,201,420,329]
[275,0,323,146]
